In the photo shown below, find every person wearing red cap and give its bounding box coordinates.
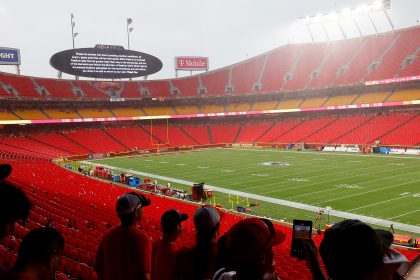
[151,209,188,280]
[213,218,286,280]
[95,192,152,280]
[173,205,222,280]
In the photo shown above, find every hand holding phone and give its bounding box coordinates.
[290,219,312,259]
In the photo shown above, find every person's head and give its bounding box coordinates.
[0,164,12,181]
[193,205,222,243]
[0,180,31,238]
[223,218,286,280]
[319,219,384,280]
[161,209,188,240]
[116,192,151,227]
[13,227,64,279]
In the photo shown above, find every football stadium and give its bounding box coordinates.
[1,0,420,279]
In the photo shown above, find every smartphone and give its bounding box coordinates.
[290,219,312,259]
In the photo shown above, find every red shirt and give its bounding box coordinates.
[95,225,152,280]
[151,238,176,280]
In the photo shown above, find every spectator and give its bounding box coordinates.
[213,218,286,280]
[306,219,409,280]
[173,205,222,280]
[0,164,31,239]
[0,164,12,181]
[0,227,64,280]
[95,192,152,280]
[152,209,188,280]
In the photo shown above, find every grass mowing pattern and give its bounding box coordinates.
[87,148,420,234]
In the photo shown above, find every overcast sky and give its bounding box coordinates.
[1,0,419,80]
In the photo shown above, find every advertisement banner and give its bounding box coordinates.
[0,47,21,65]
[175,56,208,70]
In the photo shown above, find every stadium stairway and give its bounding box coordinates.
[178,127,201,145]
[60,132,94,154]
[101,128,130,151]
[207,125,213,144]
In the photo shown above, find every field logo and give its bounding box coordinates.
[260,162,292,167]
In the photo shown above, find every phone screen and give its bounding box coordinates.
[290,220,312,259]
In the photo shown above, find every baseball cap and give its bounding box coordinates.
[193,205,222,232]
[375,229,394,249]
[225,218,286,262]
[116,192,151,215]
[161,209,188,233]
[320,219,384,280]
[0,164,12,181]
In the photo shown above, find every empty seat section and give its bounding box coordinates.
[104,127,154,150]
[0,142,51,160]
[201,69,229,96]
[0,137,69,157]
[142,125,170,145]
[181,126,210,144]
[31,133,90,155]
[283,44,332,91]
[72,81,109,98]
[353,91,390,104]
[366,28,420,81]
[0,73,40,98]
[211,125,239,143]
[386,89,420,102]
[231,56,265,94]
[226,102,251,113]
[323,94,358,106]
[140,80,171,97]
[308,39,361,89]
[399,54,420,77]
[14,109,49,120]
[257,120,302,142]
[299,97,328,108]
[0,110,19,120]
[201,105,224,113]
[167,127,198,146]
[111,107,144,117]
[174,105,200,115]
[0,85,13,97]
[172,76,200,96]
[261,45,304,93]
[35,79,76,98]
[236,124,272,143]
[252,101,277,111]
[276,117,336,143]
[120,81,142,98]
[303,115,372,144]
[381,114,420,145]
[334,33,395,85]
[43,109,80,119]
[276,99,303,109]
[336,113,416,144]
[143,106,174,116]
[78,109,113,118]
[64,129,126,153]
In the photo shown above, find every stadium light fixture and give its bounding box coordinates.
[127,18,133,50]
[298,0,392,41]
[70,14,78,49]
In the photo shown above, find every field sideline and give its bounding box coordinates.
[86,148,420,234]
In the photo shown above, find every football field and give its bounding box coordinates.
[86,148,420,234]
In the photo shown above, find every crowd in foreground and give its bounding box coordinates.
[0,163,412,280]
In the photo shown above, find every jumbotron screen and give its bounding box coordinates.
[50,44,162,79]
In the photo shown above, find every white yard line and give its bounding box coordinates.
[82,161,420,234]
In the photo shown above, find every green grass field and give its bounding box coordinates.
[86,148,420,235]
